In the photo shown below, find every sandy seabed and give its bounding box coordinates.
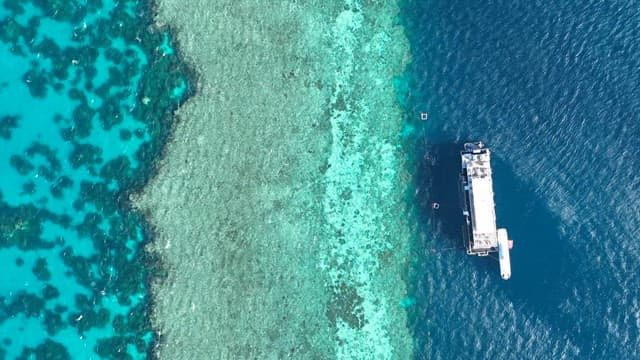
[135,1,413,358]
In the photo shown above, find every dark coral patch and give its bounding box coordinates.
[0,115,20,139]
[119,128,132,141]
[32,257,52,281]
[31,0,85,22]
[326,283,366,329]
[0,203,52,250]
[78,181,117,214]
[17,338,71,360]
[9,155,35,175]
[100,156,132,184]
[43,309,67,336]
[97,96,123,130]
[33,37,62,62]
[36,165,57,182]
[94,336,133,359]
[71,102,96,138]
[21,181,37,195]
[68,304,110,334]
[60,247,95,288]
[68,143,103,168]
[42,284,60,300]
[5,292,46,318]
[49,176,73,199]
[2,0,25,15]
[22,66,50,98]
[25,143,62,172]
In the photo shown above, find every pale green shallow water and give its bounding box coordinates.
[135,1,413,358]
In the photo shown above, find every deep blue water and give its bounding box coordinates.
[402,1,640,359]
[0,1,190,358]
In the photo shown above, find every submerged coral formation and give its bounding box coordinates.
[138,0,413,358]
[0,0,191,358]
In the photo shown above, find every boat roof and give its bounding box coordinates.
[462,149,498,248]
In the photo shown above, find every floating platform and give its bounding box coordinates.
[460,141,512,280]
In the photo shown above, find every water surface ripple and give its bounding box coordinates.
[403,1,640,359]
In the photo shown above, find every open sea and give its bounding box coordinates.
[403,0,640,359]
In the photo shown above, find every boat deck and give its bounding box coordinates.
[460,143,498,255]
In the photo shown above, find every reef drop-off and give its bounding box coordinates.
[136,0,415,359]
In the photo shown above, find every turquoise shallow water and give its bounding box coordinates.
[403,0,640,358]
[0,1,190,358]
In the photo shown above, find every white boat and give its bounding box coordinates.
[460,142,513,280]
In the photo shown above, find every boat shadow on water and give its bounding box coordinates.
[492,155,576,314]
[415,142,466,247]
[411,140,580,358]
[415,141,573,293]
